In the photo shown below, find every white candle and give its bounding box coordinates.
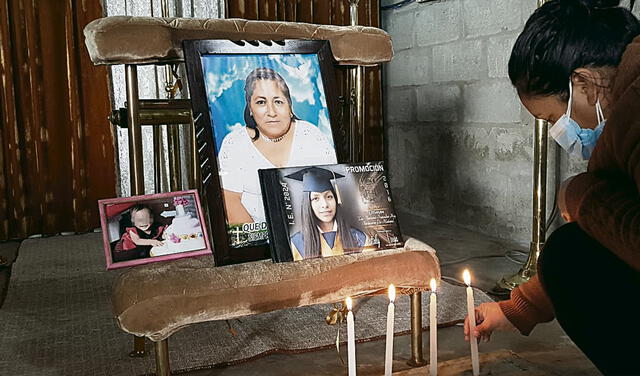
[463,270,480,376]
[384,284,396,376]
[429,279,438,376]
[346,296,357,376]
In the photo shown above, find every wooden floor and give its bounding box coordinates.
[395,348,598,376]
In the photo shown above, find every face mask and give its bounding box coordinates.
[549,80,606,160]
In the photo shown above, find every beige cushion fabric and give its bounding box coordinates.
[112,238,440,341]
[84,16,393,66]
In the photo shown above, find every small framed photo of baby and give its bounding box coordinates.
[97,190,211,270]
[184,39,341,266]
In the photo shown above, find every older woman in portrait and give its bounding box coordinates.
[218,67,337,225]
[286,167,366,261]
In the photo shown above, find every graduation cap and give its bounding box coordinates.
[285,166,344,204]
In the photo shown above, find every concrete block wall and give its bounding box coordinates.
[382,0,587,245]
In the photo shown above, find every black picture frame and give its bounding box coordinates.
[184,39,341,266]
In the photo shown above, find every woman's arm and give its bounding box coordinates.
[564,172,640,271]
[223,189,253,224]
[464,274,554,341]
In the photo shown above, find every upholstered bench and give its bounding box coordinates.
[112,238,440,375]
[84,14,424,376]
[84,16,393,66]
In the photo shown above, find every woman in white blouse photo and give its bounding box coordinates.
[217,67,337,225]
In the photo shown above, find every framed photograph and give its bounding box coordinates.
[184,39,340,266]
[98,190,211,270]
[259,161,404,262]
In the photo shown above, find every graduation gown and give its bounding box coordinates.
[290,227,366,261]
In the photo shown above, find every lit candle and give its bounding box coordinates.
[463,269,480,376]
[384,284,396,376]
[346,296,357,376]
[429,279,438,376]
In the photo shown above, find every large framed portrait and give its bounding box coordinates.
[98,190,211,270]
[184,39,340,266]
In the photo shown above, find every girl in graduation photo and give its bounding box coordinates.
[286,167,366,261]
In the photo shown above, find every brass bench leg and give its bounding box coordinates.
[125,64,145,195]
[155,338,170,376]
[408,292,427,366]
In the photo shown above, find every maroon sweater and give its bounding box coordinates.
[499,35,640,334]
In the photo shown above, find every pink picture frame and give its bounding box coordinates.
[98,190,212,270]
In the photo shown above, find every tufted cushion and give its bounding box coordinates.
[84,16,393,66]
[112,238,439,341]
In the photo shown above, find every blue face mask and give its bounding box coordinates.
[549,80,606,160]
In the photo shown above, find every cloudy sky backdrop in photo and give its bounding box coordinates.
[201,53,334,153]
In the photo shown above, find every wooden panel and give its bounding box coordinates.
[259,0,277,20]
[313,0,331,24]
[276,0,286,20]
[68,0,117,229]
[296,0,313,23]
[0,0,115,240]
[335,0,349,27]
[226,1,242,18]
[284,0,296,21]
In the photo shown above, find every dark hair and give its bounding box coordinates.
[508,0,640,99]
[300,188,361,258]
[243,67,299,141]
[130,204,153,216]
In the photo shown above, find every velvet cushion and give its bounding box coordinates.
[84,16,393,66]
[112,238,440,341]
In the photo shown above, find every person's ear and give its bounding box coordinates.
[571,68,602,106]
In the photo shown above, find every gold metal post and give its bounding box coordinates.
[155,339,170,376]
[495,0,550,292]
[168,125,183,191]
[497,118,548,291]
[349,0,365,162]
[408,292,427,367]
[129,335,146,358]
[153,126,165,192]
[125,65,145,195]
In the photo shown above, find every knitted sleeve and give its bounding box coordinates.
[498,275,555,335]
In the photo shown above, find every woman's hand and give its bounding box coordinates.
[557,176,576,222]
[464,302,517,343]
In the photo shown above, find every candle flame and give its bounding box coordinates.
[388,284,396,302]
[430,278,437,292]
[463,269,471,286]
[346,296,353,311]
